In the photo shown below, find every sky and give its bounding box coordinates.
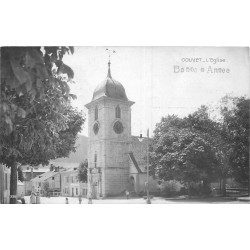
[63,47,250,137]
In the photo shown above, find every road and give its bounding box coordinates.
[23,196,247,204]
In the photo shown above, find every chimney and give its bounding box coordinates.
[50,164,54,172]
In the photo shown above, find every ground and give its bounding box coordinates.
[23,196,249,204]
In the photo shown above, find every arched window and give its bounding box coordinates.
[94,152,97,168]
[95,106,98,120]
[115,105,121,119]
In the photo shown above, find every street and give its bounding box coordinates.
[23,196,247,204]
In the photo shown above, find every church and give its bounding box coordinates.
[85,60,159,198]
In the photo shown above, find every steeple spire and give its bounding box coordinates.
[107,59,111,78]
[106,48,116,78]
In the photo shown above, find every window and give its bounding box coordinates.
[94,152,97,168]
[95,106,98,120]
[115,105,121,119]
[72,176,74,183]
[52,177,55,180]
[76,188,78,195]
[66,176,69,183]
[4,173,8,190]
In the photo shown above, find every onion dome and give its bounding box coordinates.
[92,61,128,101]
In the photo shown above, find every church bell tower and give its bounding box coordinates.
[85,58,134,198]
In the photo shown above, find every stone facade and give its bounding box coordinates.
[85,62,160,198]
[0,164,10,204]
[86,97,134,197]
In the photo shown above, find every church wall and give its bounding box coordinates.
[104,167,129,196]
[87,97,133,197]
[102,99,132,141]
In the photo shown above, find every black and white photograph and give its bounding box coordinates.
[1,46,249,204]
[0,1,249,250]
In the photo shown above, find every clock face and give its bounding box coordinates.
[113,121,123,134]
[93,122,100,135]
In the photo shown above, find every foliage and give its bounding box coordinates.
[17,165,24,182]
[161,181,179,197]
[43,181,50,197]
[0,82,85,167]
[150,95,250,196]
[0,47,85,203]
[150,115,218,188]
[78,160,88,183]
[217,96,250,186]
[1,46,75,132]
[0,47,85,167]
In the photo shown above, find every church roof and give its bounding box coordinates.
[129,136,153,173]
[128,152,143,173]
[92,61,128,101]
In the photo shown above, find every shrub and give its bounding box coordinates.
[162,181,179,197]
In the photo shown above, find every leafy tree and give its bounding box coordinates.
[230,97,249,188]
[216,96,250,189]
[17,165,24,182]
[78,160,88,197]
[187,105,232,195]
[150,115,218,196]
[1,47,74,132]
[43,181,50,197]
[0,47,84,203]
[78,160,88,183]
[150,96,250,197]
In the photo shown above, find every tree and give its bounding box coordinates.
[78,160,88,183]
[216,96,250,190]
[0,47,84,203]
[78,160,88,197]
[150,96,250,197]
[43,181,50,197]
[1,47,74,132]
[17,165,24,182]
[187,105,232,196]
[150,114,218,196]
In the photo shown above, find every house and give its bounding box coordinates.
[61,168,88,197]
[22,166,49,195]
[31,171,61,196]
[0,164,10,204]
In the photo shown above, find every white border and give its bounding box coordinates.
[1,1,249,250]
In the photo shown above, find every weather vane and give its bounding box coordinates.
[106,48,116,63]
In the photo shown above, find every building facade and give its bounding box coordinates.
[0,164,10,204]
[22,167,48,195]
[61,168,88,197]
[31,171,61,196]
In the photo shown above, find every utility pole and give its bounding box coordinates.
[146,129,151,204]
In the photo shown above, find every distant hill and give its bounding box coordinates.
[50,135,88,168]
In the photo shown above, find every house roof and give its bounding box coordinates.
[60,168,78,175]
[31,171,59,182]
[23,169,49,173]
